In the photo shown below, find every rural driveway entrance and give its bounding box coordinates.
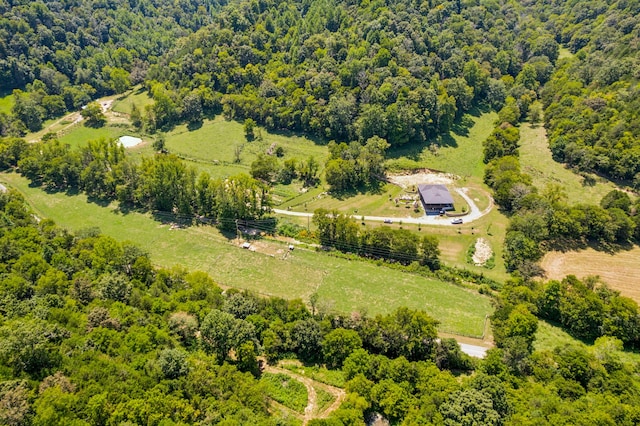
[274,187,493,226]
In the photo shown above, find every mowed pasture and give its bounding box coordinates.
[429,208,510,283]
[1,172,493,337]
[385,111,498,182]
[162,117,328,179]
[519,122,617,205]
[59,124,126,149]
[111,87,155,114]
[541,248,640,304]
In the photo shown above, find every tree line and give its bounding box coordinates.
[0,136,270,226]
[312,208,441,270]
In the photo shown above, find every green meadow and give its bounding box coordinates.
[1,172,493,337]
[519,122,617,205]
[385,111,498,182]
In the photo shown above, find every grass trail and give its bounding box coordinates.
[536,320,640,365]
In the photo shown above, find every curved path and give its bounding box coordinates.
[274,187,493,226]
[263,363,346,425]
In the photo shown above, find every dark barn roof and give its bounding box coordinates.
[418,184,454,205]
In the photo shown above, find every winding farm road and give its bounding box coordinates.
[274,187,493,226]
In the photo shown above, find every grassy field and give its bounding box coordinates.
[59,124,128,149]
[385,111,497,181]
[557,47,573,61]
[427,208,509,283]
[161,116,328,180]
[541,247,640,304]
[111,87,154,114]
[519,123,617,205]
[280,362,345,388]
[1,172,493,336]
[284,183,471,219]
[535,320,640,365]
[0,92,14,114]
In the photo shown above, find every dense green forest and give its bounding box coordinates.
[144,0,557,142]
[536,0,640,184]
[3,0,640,424]
[0,0,223,133]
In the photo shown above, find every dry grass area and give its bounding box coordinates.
[541,247,640,303]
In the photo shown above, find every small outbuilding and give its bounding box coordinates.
[418,184,454,213]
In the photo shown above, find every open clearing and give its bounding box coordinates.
[541,248,640,303]
[12,103,503,333]
[111,87,155,114]
[519,123,618,205]
[1,172,492,337]
[385,111,498,181]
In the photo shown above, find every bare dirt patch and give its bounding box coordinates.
[238,239,291,259]
[472,238,493,267]
[100,99,114,112]
[541,248,640,303]
[386,169,458,189]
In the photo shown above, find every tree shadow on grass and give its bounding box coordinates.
[257,125,328,146]
[436,133,458,148]
[385,127,468,161]
[150,210,195,227]
[40,183,81,198]
[546,237,636,255]
[329,181,386,200]
[386,139,431,161]
[86,195,112,208]
[114,202,149,216]
[450,115,475,137]
[187,120,203,131]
